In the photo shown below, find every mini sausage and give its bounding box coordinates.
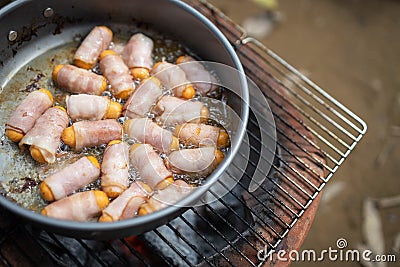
[52,64,107,95]
[99,50,135,99]
[152,95,209,126]
[174,123,229,149]
[150,61,195,99]
[61,119,122,151]
[73,26,113,69]
[40,156,101,202]
[5,89,53,142]
[165,147,224,176]
[176,55,219,95]
[101,140,130,198]
[124,118,179,154]
[99,181,151,222]
[121,33,154,80]
[19,106,69,164]
[66,94,122,121]
[129,144,173,190]
[138,180,193,215]
[41,190,109,222]
[123,77,162,119]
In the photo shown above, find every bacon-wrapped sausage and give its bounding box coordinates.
[5,89,53,142]
[166,147,224,176]
[19,107,68,164]
[101,140,130,198]
[121,33,154,80]
[99,50,135,99]
[40,156,100,202]
[66,94,122,122]
[73,26,113,69]
[174,123,229,149]
[129,144,173,190]
[150,61,195,99]
[62,119,122,151]
[41,190,109,222]
[124,118,179,154]
[153,95,209,126]
[123,77,162,119]
[99,181,151,222]
[52,64,107,95]
[138,180,193,215]
[176,55,219,95]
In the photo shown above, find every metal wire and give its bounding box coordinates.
[190,208,257,267]
[100,241,130,266]
[0,252,11,267]
[164,222,214,266]
[178,213,235,267]
[136,237,175,267]
[46,233,84,267]
[75,239,108,267]
[119,239,152,267]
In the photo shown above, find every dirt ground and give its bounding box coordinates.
[209,0,400,266]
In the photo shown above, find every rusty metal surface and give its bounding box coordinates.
[184,1,327,265]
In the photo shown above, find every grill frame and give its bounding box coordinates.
[0,0,367,266]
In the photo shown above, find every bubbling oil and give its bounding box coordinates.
[0,29,229,212]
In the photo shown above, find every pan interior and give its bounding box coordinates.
[0,0,248,239]
[0,24,190,212]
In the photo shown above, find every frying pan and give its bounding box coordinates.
[0,0,249,239]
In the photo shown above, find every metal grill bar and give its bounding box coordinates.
[205,189,274,245]
[75,239,107,267]
[32,231,82,267]
[164,222,214,266]
[224,172,300,242]
[46,233,84,267]
[119,239,152,267]
[265,48,367,135]
[228,147,309,212]
[136,237,175,267]
[235,139,311,208]
[258,47,359,143]
[153,228,196,267]
[225,162,302,228]
[11,235,39,267]
[247,104,325,184]
[0,252,11,267]
[240,43,366,163]
[224,154,305,237]
[215,178,292,237]
[190,209,257,267]
[245,120,320,191]
[100,241,130,266]
[244,63,337,171]
[238,148,312,200]
[178,213,235,267]
[248,82,334,175]
[237,47,363,189]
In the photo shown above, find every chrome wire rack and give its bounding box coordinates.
[0,1,366,266]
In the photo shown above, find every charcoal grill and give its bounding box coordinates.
[0,0,367,266]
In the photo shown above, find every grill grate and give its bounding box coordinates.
[0,0,366,266]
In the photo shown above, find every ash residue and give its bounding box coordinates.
[0,183,7,197]
[1,176,45,211]
[22,72,45,92]
[8,177,40,194]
